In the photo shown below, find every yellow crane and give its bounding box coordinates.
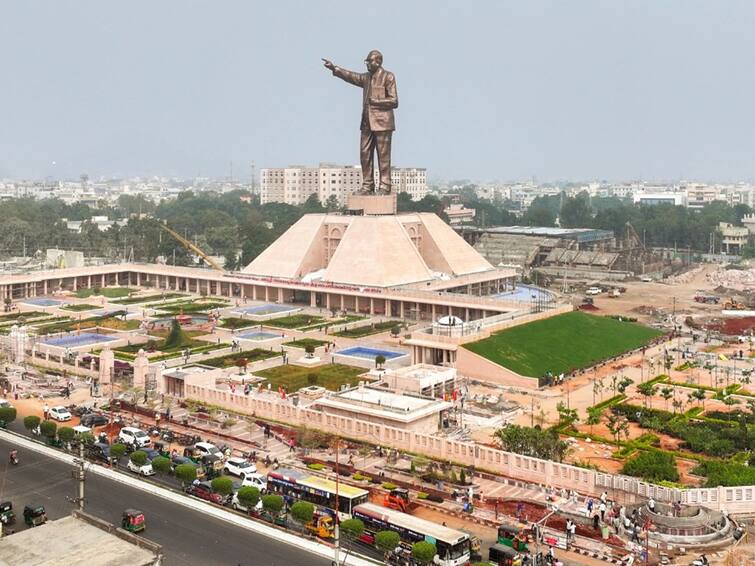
[154,220,226,273]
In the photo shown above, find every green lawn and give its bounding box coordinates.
[202,349,280,368]
[464,311,664,377]
[332,320,400,338]
[111,292,185,305]
[61,304,102,312]
[284,338,329,349]
[254,363,365,392]
[157,300,229,314]
[75,287,135,299]
[218,317,260,329]
[266,314,326,329]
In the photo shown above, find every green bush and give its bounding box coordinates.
[290,501,315,524]
[39,420,57,438]
[211,476,234,496]
[109,443,127,460]
[352,473,368,481]
[0,407,17,424]
[622,451,679,483]
[237,486,261,510]
[57,426,75,443]
[340,518,365,539]
[382,482,397,490]
[261,494,284,515]
[130,450,148,465]
[175,463,198,484]
[375,530,400,553]
[151,456,171,474]
[417,492,429,500]
[23,415,40,432]
[307,463,325,471]
[78,432,95,445]
[694,461,755,487]
[412,541,438,565]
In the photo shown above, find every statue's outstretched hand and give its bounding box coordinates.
[321,58,335,71]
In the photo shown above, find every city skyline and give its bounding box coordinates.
[2,1,754,182]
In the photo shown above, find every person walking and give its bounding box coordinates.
[599,501,607,522]
[43,403,49,420]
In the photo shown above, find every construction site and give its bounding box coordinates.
[461,224,670,282]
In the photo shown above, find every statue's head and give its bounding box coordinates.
[364,50,383,73]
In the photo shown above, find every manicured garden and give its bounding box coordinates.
[267,314,364,331]
[35,311,139,335]
[332,320,401,338]
[61,304,102,312]
[202,349,280,368]
[284,338,329,349]
[254,363,365,392]
[75,287,135,299]
[156,299,229,315]
[111,292,185,305]
[464,311,664,377]
[218,317,260,330]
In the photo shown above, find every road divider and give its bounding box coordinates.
[0,429,380,566]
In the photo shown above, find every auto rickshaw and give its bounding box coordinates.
[23,505,47,527]
[0,501,15,525]
[305,514,335,539]
[121,509,145,533]
[488,543,525,566]
[497,518,530,552]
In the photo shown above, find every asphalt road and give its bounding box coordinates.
[0,435,332,566]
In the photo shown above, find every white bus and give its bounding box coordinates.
[353,502,471,566]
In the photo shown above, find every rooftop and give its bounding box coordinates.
[478,225,614,242]
[313,386,451,423]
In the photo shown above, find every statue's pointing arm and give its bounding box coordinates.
[332,66,365,88]
[370,72,398,110]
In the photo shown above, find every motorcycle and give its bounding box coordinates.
[691,556,709,566]
[9,449,18,466]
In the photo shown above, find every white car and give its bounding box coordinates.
[240,472,267,492]
[49,406,72,421]
[0,399,13,410]
[640,276,653,282]
[118,426,151,448]
[224,457,257,478]
[195,442,223,460]
[127,459,155,476]
[585,287,602,295]
[231,492,263,514]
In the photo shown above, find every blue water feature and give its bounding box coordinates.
[494,284,554,302]
[237,331,280,341]
[42,332,118,348]
[22,298,64,307]
[337,346,406,360]
[231,304,298,316]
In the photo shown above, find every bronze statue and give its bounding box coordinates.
[322,50,398,194]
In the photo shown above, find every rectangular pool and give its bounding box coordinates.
[21,298,64,307]
[236,331,281,342]
[231,304,300,316]
[336,346,406,361]
[42,332,118,349]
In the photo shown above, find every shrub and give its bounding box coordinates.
[694,461,755,487]
[261,494,284,515]
[57,426,75,443]
[151,456,171,474]
[622,451,679,483]
[175,463,198,484]
[211,476,234,496]
[78,432,95,445]
[305,344,315,355]
[375,530,401,553]
[0,407,17,424]
[307,373,318,386]
[391,325,401,337]
[382,482,397,490]
[307,463,325,471]
[130,450,148,465]
[221,418,237,430]
[340,518,365,539]
[237,486,261,510]
[23,415,41,432]
[412,541,438,565]
[109,443,127,460]
[40,420,57,438]
[410,460,416,473]
[290,501,315,524]
[417,492,429,500]
[375,354,386,368]
[352,473,368,481]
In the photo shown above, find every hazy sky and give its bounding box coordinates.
[2,1,754,182]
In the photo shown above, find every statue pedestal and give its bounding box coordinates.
[346,193,397,215]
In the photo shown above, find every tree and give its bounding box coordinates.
[556,401,578,429]
[109,443,127,461]
[290,501,315,524]
[261,494,284,515]
[560,192,593,228]
[0,407,17,424]
[617,376,634,394]
[375,530,401,555]
[58,426,75,444]
[175,463,198,485]
[305,344,315,358]
[622,451,680,483]
[494,424,570,462]
[39,420,57,439]
[211,476,234,496]
[375,355,386,369]
[235,357,249,374]
[412,541,438,565]
[606,413,629,444]
[151,456,171,474]
[130,450,148,465]
[637,382,657,408]
[586,406,604,434]
[660,387,674,411]
[691,388,707,409]
[390,325,401,337]
[23,415,40,433]
[237,486,261,511]
[340,518,365,539]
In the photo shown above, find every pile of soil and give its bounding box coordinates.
[579,304,599,311]
[705,316,755,336]
[631,305,662,316]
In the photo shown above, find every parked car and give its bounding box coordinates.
[185,481,227,505]
[239,473,267,492]
[585,287,602,295]
[118,427,151,448]
[127,458,155,477]
[48,406,72,422]
[231,492,263,514]
[0,399,13,410]
[87,442,115,464]
[223,457,257,479]
[640,276,653,282]
[194,442,224,461]
[80,413,109,428]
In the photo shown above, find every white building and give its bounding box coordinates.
[261,164,427,205]
[632,192,688,206]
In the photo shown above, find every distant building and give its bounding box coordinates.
[632,192,687,206]
[260,164,427,205]
[717,222,749,255]
[444,203,476,225]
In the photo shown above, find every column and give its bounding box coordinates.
[43,280,48,295]
[136,272,141,286]
[465,308,470,322]
[133,350,148,389]
[264,287,269,302]
[310,291,317,308]
[369,298,375,315]
[72,278,78,292]
[252,285,258,301]
[340,294,345,311]
[88,275,92,288]
[416,302,421,321]
[400,301,404,319]
[355,296,360,313]
[101,274,105,288]
[432,304,436,320]
[326,294,331,310]
[277,288,283,303]
[384,299,390,316]
[99,349,114,386]
[240,285,246,300]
